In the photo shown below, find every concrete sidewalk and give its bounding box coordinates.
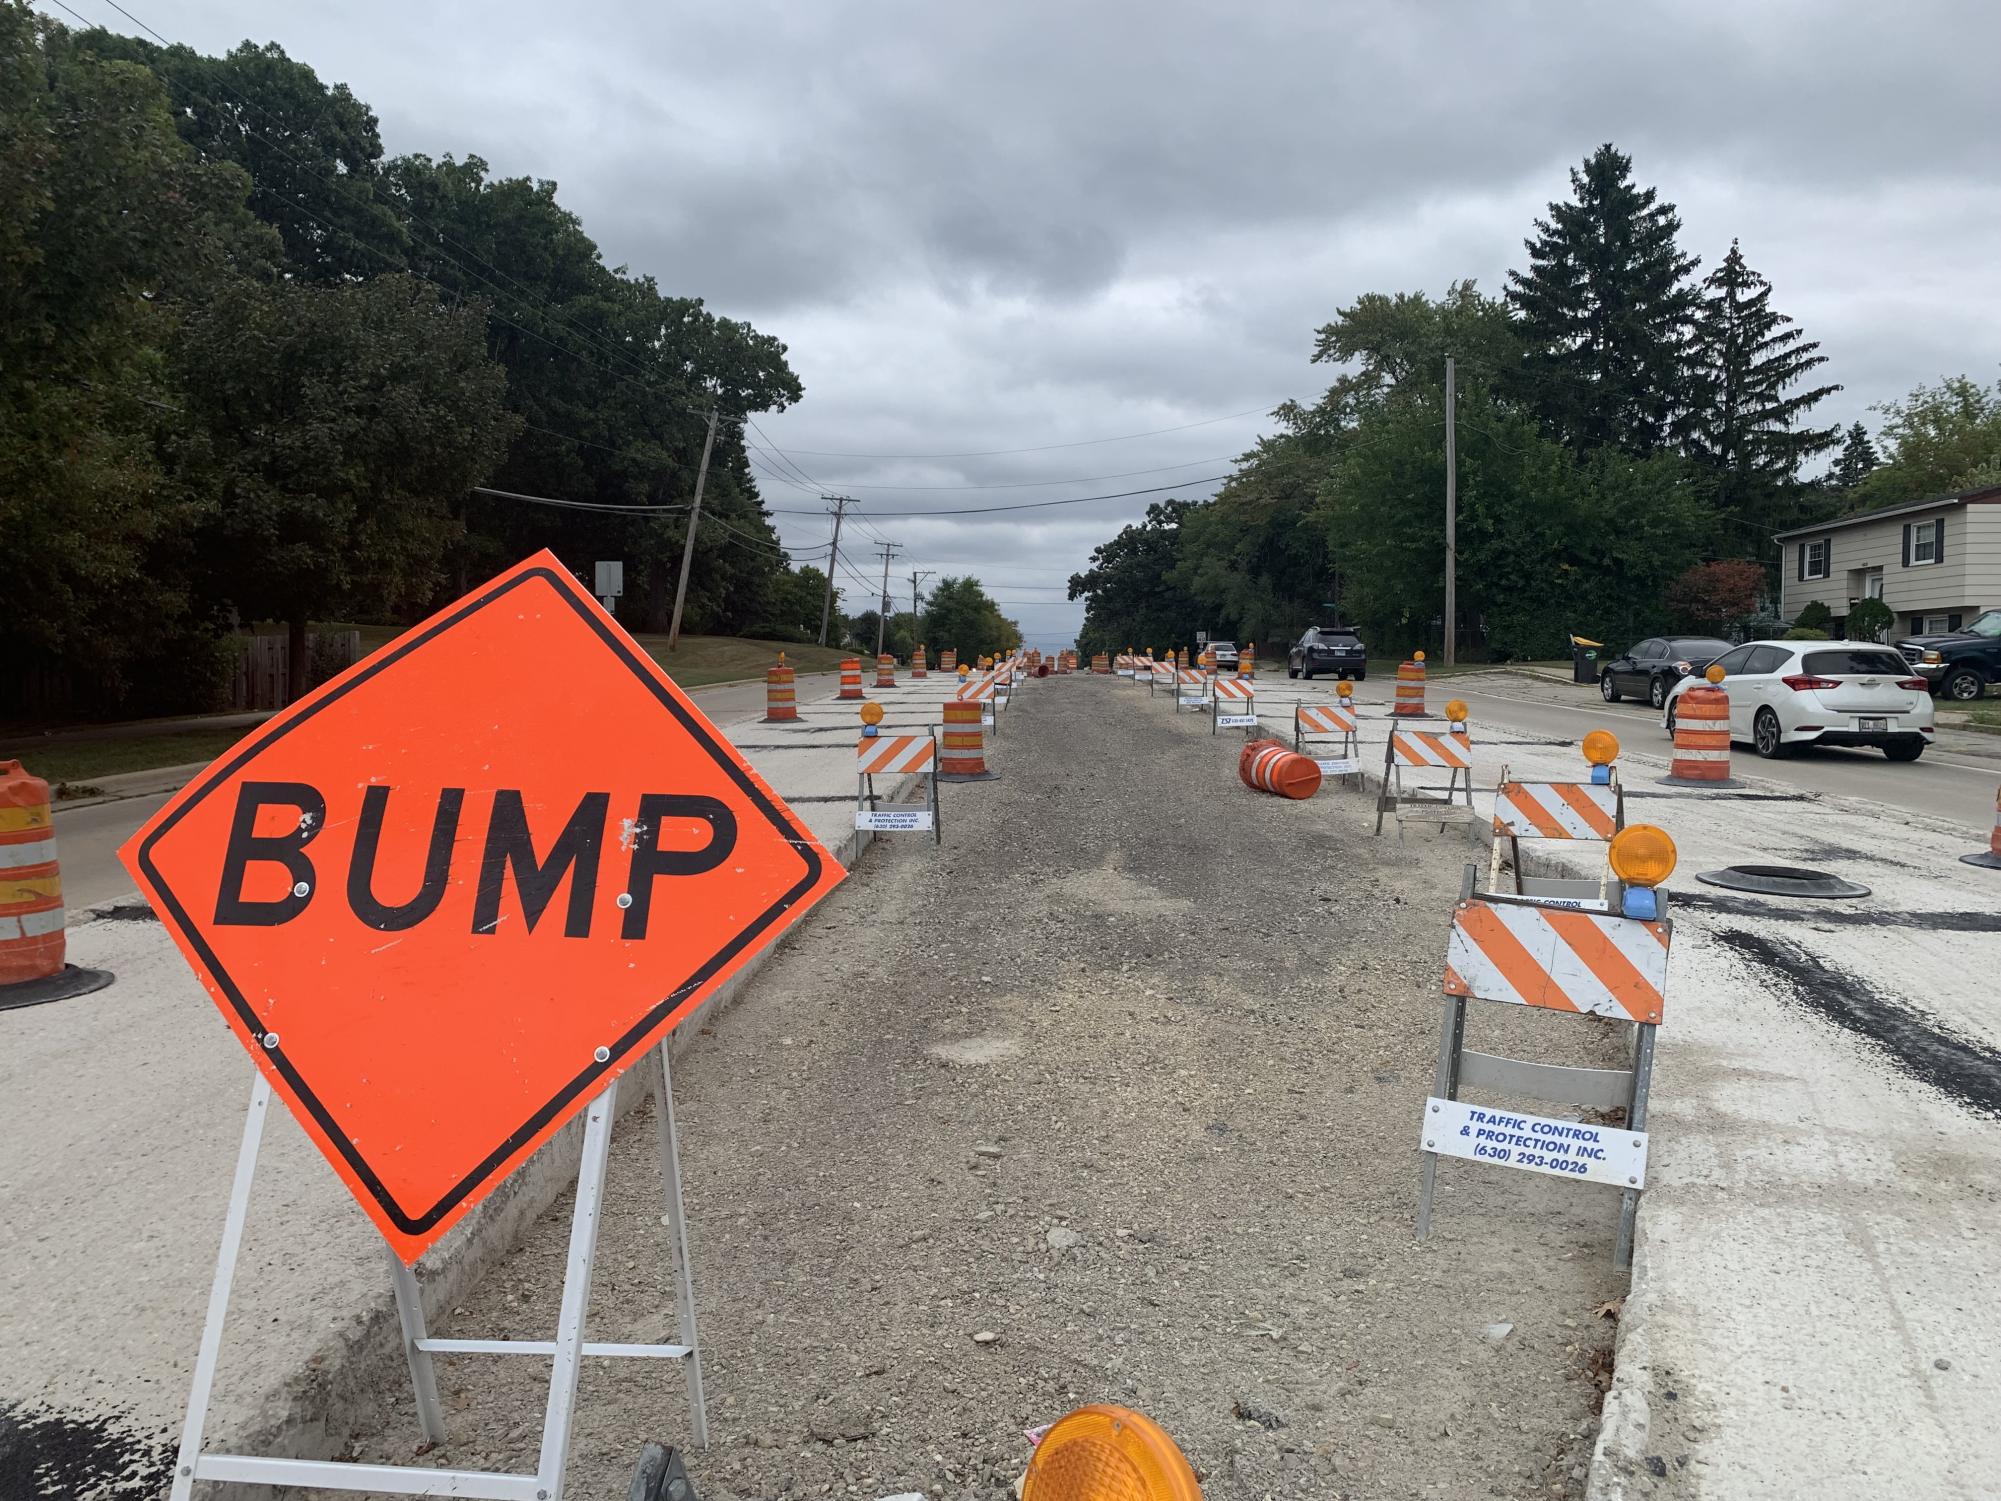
[0,660,1021,1499]
[1204,667,2001,1501]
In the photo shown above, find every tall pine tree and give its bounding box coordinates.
[1686,240,1840,539]
[1832,421,1878,489]
[1506,144,1701,456]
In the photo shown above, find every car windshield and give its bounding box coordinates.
[1803,649,1910,676]
[1669,638,1732,658]
[1966,610,2001,638]
[1320,631,1358,642]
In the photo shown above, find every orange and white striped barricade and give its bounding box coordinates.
[1211,677,1257,736]
[939,648,958,675]
[1114,652,1134,680]
[1375,725,1475,835]
[1174,668,1210,715]
[1293,703,1361,780]
[1148,659,1175,699]
[1,759,114,1005]
[837,657,866,700]
[854,730,942,861]
[1963,785,2001,869]
[1418,879,1671,1265]
[1486,768,1624,908]
[954,672,999,735]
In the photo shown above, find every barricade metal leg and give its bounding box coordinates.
[535,1078,619,1499]
[1614,1025,1657,1269]
[169,1073,271,1501]
[654,1046,710,1450]
[1416,994,1469,1240]
[386,1249,448,1446]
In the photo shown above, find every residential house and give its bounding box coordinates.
[1775,484,2001,637]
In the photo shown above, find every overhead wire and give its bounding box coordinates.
[743,404,1280,459]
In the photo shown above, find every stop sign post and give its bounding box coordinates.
[127,551,845,1500]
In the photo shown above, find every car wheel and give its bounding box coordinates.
[1600,671,1620,703]
[1754,707,1788,759]
[1355,670,1366,681]
[1302,669,1315,681]
[1287,666,1299,679]
[1884,742,1925,762]
[1664,700,1676,738]
[1648,675,1668,711]
[1943,668,1984,701]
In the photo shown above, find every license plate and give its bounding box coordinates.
[1858,717,1887,733]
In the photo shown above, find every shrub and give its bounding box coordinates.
[1844,598,1894,640]
[1783,627,1831,640]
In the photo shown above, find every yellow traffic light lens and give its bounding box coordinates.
[1705,664,1726,685]
[1609,825,1677,888]
[1583,729,1620,766]
[859,702,884,725]
[1023,1406,1201,1501]
[1445,698,1469,723]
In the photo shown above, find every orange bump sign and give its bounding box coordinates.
[1443,897,1669,1024]
[120,551,844,1262]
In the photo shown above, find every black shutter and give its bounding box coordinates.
[1949,614,1963,631]
[1934,518,1946,564]
[1901,524,1912,567]
[1797,543,1806,581]
[1911,615,1924,634]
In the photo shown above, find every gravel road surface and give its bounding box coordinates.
[318,675,1632,1501]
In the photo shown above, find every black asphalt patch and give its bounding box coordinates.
[1668,890,2001,932]
[0,1400,172,1501]
[1710,928,2001,1117]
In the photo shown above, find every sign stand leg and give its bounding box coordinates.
[1614,1025,1657,1269]
[655,1045,710,1450]
[386,1249,449,1445]
[169,1073,271,1501]
[534,1077,620,1499]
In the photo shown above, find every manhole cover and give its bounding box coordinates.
[1694,865,1871,899]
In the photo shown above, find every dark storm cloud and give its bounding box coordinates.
[72,0,2001,646]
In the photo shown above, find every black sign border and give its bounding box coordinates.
[137,564,825,1236]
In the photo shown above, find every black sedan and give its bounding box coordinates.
[1599,636,1734,710]
[1288,626,1367,680]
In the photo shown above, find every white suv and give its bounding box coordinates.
[1208,640,1241,669]
[1664,640,1934,761]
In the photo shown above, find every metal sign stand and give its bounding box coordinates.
[1375,726,1475,836]
[1486,762,1626,908]
[1416,870,1662,1266]
[169,1046,708,1501]
[1293,704,1361,784]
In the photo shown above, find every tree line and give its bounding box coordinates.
[1070,144,2001,660]
[5,6,1014,719]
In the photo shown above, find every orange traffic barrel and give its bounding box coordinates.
[1239,643,1256,680]
[876,653,898,689]
[939,648,957,674]
[912,644,928,679]
[838,658,865,700]
[1963,786,2001,869]
[1665,684,1734,784]
[1,761,64,987]
[939,699,997,781]
[1394,655,1427,716]
[1238,739,1322,800]
[763,654,798,722]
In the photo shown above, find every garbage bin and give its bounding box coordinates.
[1570,634,1602,684]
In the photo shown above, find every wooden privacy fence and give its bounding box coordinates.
[231,631,360,711]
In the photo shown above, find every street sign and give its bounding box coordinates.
[595,559,623,598]
[121,550,844,1262]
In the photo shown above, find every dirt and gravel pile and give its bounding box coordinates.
[322,678,1626,1501]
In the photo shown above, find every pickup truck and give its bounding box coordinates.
[1895,608,2001,700]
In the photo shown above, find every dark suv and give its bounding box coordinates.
[1896,608,2001,701]
[1289,626,1367,680]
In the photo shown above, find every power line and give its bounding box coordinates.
[735,453,1239,492]
[747,404,1280,460]
[852,475,1231,519]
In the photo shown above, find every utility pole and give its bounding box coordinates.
[873,541,902,657]
[817,496,852,646]
[909,569,934,641]
[666,406,721,652]
[1443,356,1457,666]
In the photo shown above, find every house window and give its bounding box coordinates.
[1914,527,1937,564]
[1800,539,1830,580]
[1924,614,1951,633]
[1902,517,1946,568]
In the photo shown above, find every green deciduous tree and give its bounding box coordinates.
[1685,240,1841,539]
[1846,375,2001,508]
[921,577,1022,662]
[176,273,517,700]
[1507,144,1701,456]
[1666,560,1765,634]
[1068,500,1206,656]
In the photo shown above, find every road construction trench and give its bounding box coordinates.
[316,676,1626,1501]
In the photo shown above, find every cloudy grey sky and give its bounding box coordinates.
[57,0,2001,648]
